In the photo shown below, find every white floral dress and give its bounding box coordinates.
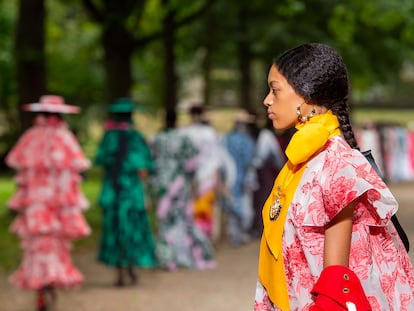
[255,136,414,311]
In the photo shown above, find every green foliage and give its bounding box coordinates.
[2,0,414,140]
[46,1,105,107]
[0,176,20,272]
[198,0,414,96]
[73,176,103,251]
[132,40,165,113]
[328,5,356,45]
[0,1,17,110]
[139,0,163,35]
[335,0,414,91]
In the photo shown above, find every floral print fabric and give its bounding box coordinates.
[151,128,215,270]
[95,126,157,268]
[6,115,91,290]
[255,136,414,311]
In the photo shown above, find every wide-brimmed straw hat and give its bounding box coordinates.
[108,98,137,113]
[23,95,80,114]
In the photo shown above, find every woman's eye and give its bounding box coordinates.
[271,88,278,95]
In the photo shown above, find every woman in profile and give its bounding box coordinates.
[254,43,414,310]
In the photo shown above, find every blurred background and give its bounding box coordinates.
[1,0,414,309]
[1,1,414,153]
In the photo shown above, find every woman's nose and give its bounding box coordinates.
[263,94,273,107]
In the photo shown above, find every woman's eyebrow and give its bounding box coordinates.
[268,80,281,87]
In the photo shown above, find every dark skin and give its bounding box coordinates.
[138,170,148,181]
[264,65,355,268]
[324,202,354,267]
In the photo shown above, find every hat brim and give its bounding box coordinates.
[108,107,134,113]
[108,104,136,113]
[23,103,81,114]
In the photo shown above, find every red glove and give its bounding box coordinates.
[309,265,372,311]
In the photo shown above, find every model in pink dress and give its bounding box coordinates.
[6,95,91,311]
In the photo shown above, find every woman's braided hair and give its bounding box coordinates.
[274,43,359,149]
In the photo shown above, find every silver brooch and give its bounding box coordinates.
[269,185,282,221]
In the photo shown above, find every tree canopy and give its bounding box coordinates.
[1,0,414,160]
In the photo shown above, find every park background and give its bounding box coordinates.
[1,1,414,310]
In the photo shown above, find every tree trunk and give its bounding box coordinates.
[15,0,46,131]
[202,46,212,107]
[238,41,252,110]
[237,5,252,110]
[202,13,214,107]
[162,5,177,126]
[102,24,134,104]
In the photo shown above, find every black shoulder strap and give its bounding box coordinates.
[361,150,410,252]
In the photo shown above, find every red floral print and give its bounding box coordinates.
[255,137,414,310]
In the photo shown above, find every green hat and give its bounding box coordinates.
[108,98,136,113]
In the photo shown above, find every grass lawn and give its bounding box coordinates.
[0,175,103,273]
[0,177,20,272]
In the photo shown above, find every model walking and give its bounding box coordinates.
[95,98,157,286]
[6,95,91,311]
[151,110,216,270]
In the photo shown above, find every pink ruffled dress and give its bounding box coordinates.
[6,115,91,290]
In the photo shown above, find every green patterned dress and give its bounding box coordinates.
[95,122,157,268]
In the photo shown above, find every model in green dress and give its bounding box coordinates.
[95,98,157,286]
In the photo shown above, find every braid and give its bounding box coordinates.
[331,99,359,150]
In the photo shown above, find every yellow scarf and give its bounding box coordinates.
[258,111,340,310]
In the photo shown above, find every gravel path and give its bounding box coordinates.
[0,238,260,311]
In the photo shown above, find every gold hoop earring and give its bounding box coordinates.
[296,103,316,122]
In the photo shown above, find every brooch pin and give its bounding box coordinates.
[269,185,282,221]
